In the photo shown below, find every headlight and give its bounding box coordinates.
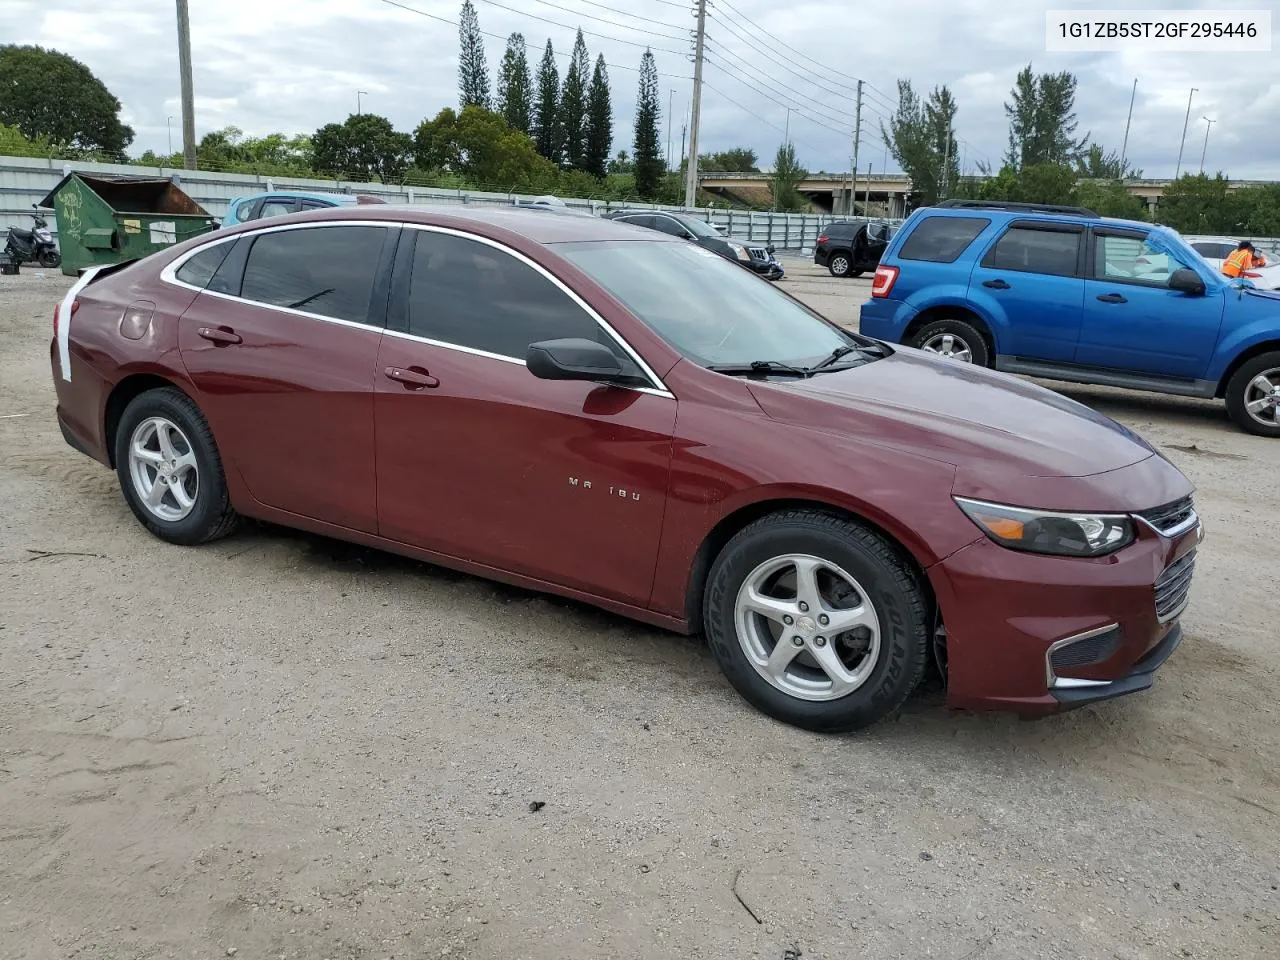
[954,497,1134,557]
[728,242,751,262]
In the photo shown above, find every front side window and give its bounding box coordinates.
[1095,234,1191,287]
[983,226,1081,277]
[676,216,719,239]
[898,216,989,263]
[560,240,856,369]
[406,231,631,365]
[650,216,690,238]
[240,225,386,324]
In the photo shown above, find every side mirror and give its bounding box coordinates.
[767,244,776,254]
[1169,267,1206,296]
[527,338,625,383]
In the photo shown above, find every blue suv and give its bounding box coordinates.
[860,199,1280,436]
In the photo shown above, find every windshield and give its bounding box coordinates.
[676,216,721,239]
[559,240,856,368]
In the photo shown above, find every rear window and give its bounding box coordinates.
[898,216,989,263]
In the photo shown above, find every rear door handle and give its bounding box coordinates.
[1096,293,1128,304]
[383,365,439,389]
[982,279,1010,289]
[197,325,242,345]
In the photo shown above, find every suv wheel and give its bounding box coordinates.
[1225,352,1280,437]
[828,252,852,278]
[910,319,991,367]
[114,387,240,544]
[703,510,930,732]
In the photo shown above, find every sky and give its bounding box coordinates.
[6,0,1279,181]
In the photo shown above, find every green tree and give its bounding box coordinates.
[413,105,557,191]
[1076,142,1141,180]
[1004,64,1087,169]
[457,0,490,110]
[978,162,1077,205]
[533,40,562,162]
[1074,179,1148,219]
[0,45,134,156]
[770,141,808,212]
[610,149,632,173]
[312,113,412,181]
[632,49,663,198]
[0,121,52,158]
[496,33,533,135]
[700,147,759,172]
[584,54,613,179]
[559,30,591,170]
[881,80,958,206]
[1156,173,1233,234]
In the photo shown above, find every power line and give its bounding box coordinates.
[521,0,687,43]
[703,56,849,139]
[541,0,688,31]
[704,41,855,126]
[470,0,687,55]
[700,80,821,154]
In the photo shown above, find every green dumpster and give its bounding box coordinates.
[38,173,218,276]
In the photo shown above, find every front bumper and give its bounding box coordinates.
[929,512,1200,717]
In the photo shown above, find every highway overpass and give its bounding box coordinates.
[698,172,1279,217]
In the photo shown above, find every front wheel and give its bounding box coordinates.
[827,252,852,278]
[703,510,931,732]
[1225,352,1280,437]
[909,318,991,367]
[37,248,60,268]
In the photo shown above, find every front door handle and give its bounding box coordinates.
[982,279,1010,289]
[1096,293,1128,304]
[383,365,439,389]
[197,325,242,345]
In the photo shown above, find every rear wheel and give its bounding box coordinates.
[909,318,991,367]
[114,387,239,544]
[703,510,930,732]
[37,249,61,268]
[1225,352,1280,437]
[827,252,852,278]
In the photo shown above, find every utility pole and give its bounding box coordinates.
[784,107,791,145]
[1119,78,1137,177]
[683,0,708,208]
[166,116,173,156]
[864,162,872,213]
[1200,116,1216,173]
[357,90,368,115]
[941,126,951,199]
[850,79,863,217]
[666,89,674,170]
[1174,86,1197,179]
[175,0,197,171]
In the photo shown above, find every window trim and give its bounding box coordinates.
[160,220,674,399]
[979,220,1087,278]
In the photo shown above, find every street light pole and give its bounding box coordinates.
[166,116,173,156]
[1199,117,1216,174]
[1174,86,1197,179]
[1119,77,1137,176]
[357,91,368,115]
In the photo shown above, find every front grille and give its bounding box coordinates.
[1155,549,1196,623]
[1050,626,1123,672]
[748,246,769,260]
[1138,496,1196,536]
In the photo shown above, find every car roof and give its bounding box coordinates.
[218,203,674,245]
[1183,235,1239,244]
[237,189,361,204]
[915,205,1163,235]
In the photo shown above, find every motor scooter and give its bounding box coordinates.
[4,211,61,268]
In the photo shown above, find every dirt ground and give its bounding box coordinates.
[1,262,1278,960]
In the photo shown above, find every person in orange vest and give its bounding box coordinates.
[1222,241,1268,278]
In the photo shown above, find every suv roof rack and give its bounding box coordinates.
[933,199,1100,218]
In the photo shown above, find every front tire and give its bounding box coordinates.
[827,252,852,278]
[703,510,931,732]
[1225,352,1280,437]
[909,318,991,367]
[114,387,239,544]
[37,249,61,268]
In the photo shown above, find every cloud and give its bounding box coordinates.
[5,0,1277,179]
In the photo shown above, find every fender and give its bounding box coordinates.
[1205,291,1280,384]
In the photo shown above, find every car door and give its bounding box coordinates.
[373,227,677,606]
[967,220,1085,362]
[1077,229,1226,378]
[176,222,398,533]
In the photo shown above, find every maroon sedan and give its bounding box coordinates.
[50,206,1201,731]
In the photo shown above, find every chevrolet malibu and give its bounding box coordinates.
[50,206,1201,732]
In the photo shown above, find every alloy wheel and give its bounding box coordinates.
[128,416,200,522]
[733,553,882,702]
[920,332,974,363]
[831,255,850,276]
[1242,367,1280,427]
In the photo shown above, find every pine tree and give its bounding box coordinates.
[633,49,662,198]
[559,30,590,170]
[584,54,612,179]
[533,40,562,162]
[1003,63,1087,170]
[457,0,490,110]
[496,32,533,135]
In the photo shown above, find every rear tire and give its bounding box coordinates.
[114,387,240,544]
[1225,352,1280,437]
[703,510,931,733]
[909,318,991,367]
[827,252,852,278]
[37,249,61,268]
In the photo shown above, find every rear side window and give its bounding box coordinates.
[898,216,989,263]
[826,223,855,239]
[240,225,386,325]
[982,226,1081,277]
[175,242,233,288]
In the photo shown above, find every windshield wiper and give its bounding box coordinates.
[707,360,812,377]
[810,345,858,370]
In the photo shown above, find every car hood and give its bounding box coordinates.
[747,347,1159,482]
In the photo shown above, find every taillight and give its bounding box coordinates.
[817,234,829,244]
[871,265,899,298]
[53,299,79,338]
